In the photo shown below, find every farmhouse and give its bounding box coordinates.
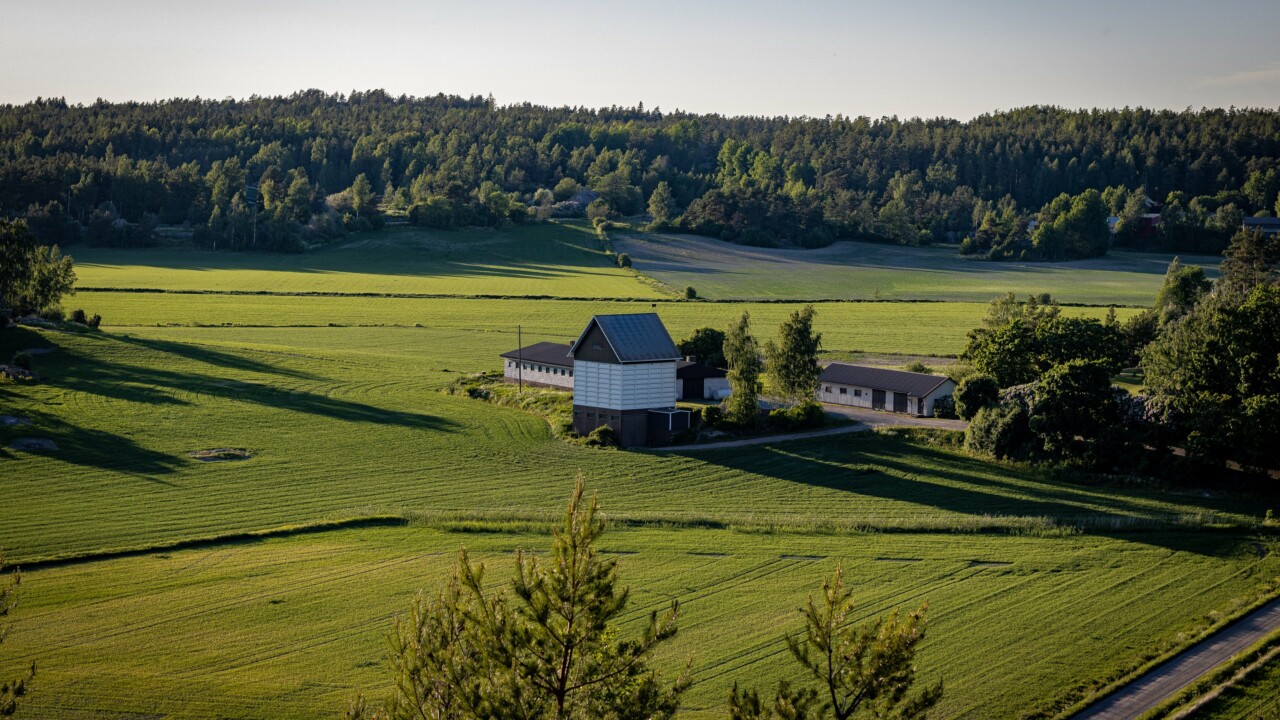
[818,363,956,417]
[1242,216,1280,236]
[676,358,730,400]
[569,313,690,447]
[500,341,574,390]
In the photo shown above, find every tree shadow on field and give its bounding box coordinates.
[111,333,318,380]
[681,433,1254,555]
[0,403,184,480]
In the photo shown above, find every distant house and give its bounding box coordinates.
[1243,217,1280,236]
[569,313,689,447]
[817,363,956,417]
[676,358,730,401]
[500,342,574,390]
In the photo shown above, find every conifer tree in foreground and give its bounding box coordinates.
[351,479,688,720]
[729,565,941,720]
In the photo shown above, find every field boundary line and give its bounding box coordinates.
[75,286,1140,308]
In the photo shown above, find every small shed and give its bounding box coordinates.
[817,363,955,417]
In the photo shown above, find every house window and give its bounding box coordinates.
[823,386,831,393]
[854,389,863,397]
[507,360,513,367]
[839,387,847,395]
[569,370,574,377]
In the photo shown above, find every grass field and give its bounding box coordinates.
[0,223,1273,720]
[3,525,1278,720]
[78,292,1139,357]
[71,223,665,299]
[614,231,1221,305]
[1189,655,1280,718]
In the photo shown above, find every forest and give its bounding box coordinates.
[2,90,1279,257]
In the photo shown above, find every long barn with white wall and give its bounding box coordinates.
[818,363,955,417]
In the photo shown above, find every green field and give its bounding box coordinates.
[72,223,665,299]
[4,525,1278,720]
[1189,654,1280,718]
[0,223,1272,719]
[614,231,1221,304]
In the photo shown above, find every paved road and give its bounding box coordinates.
[1073,597,1280,720]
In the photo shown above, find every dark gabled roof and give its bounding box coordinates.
[1243,217,1280,227]
[500,341,573,367]
[819,363,953,398]
[570,313,681,363]
[676,360,727,379]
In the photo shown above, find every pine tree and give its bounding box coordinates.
[730,565,942,720]
[353,479,688,720]
[723,312,763,426]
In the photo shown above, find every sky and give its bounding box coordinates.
[2,0,1279,119]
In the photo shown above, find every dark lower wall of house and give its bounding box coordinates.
[573,405,649,447]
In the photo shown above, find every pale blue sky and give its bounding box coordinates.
[2,0,1278,118]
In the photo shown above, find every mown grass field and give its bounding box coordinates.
[1189,655,1280,718]
[79,292,1140,356]
[1,223,1272,720]
[3,525,1278,720]
[0,323,1254,565]
[614,231,1221,305]
[71,223,666,299]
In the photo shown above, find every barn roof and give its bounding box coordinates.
[500,342,573,367]
[570,313,681,363]
[676,360,727,379]
[820,363,953,398]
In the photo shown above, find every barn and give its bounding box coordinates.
[569,313,690,447]
[817,363,956,417]
[500,341,574,390]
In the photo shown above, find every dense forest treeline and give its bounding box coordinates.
[2,90,1279,255]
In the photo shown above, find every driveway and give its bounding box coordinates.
[658,405,965,452]
[1073,597,1280,720]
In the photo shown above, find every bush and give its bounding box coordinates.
[71,308,88,324]
[583,424,617,448]
[932,395,957,419]
[40,306,64,322]
[684,286,698,300]
[586,199,616,221]
[88,313,102,329]
[616,252,632,268]
[954,373,1000,420]
[768,401,826,432]
[703,405,723,427]
[964,401,1033,460]
[904,361,933,374]
[11,351,33,371]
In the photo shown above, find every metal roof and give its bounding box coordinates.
[500,342,573,367]
[676,360,727,379]
[570,313,682,363]
[819,363,953,398]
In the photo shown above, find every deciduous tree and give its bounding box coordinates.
[723,312,763,426]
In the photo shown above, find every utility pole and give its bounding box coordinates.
[517,324,523,393]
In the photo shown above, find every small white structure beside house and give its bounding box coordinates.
[817,363,956,417]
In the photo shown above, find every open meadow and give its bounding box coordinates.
[1,222,1272,719]
[614,231,1222,305]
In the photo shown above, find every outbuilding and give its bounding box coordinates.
[676,358,730,401]
[569,313,690,447]
[817,363,955,417]
[500,341,574,390]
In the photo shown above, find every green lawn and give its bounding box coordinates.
[3,526,1277,720]
[615,231,1221,305]
[70,223,665,299]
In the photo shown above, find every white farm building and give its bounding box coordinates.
[818,363,956,417]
